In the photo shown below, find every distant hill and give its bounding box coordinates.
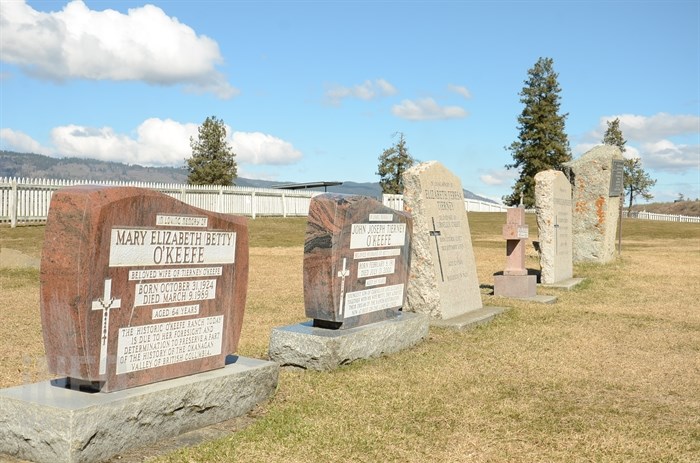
[0,151,497,204]
[631,200,700,217]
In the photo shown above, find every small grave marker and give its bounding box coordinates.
[494,208,537,298]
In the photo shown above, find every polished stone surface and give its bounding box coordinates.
[41,186,248,391]
[304,193,412,329]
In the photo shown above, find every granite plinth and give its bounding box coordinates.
[540,277,586,290]
[429,306,506,330]
[494,274,537,298]
[0,356,278,463]
[268,312,429,370]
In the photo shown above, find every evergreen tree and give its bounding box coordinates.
[602,118,656,213]
[377,132,415,194]
[504,57,571,207]
[186,116,237,185]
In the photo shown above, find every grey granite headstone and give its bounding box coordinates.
[564,145,623,264]
[535,170,573,284]
[401,161,483,320]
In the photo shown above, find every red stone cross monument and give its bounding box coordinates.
[494,207,537,298]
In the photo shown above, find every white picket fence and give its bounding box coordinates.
[0,177,318,227]
[382,194,510,213]
[623,210,700,223]
[4,178,697,227]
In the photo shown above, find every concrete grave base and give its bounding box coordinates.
[268,312,429,370]
[0,356,278,463]
[430,306,506,330]
[540,277,586,290]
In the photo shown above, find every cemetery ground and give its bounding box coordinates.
[1,215,699,463]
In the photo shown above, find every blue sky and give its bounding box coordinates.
[1,0,698,203]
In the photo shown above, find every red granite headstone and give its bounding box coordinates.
[304,194,412,329]
[40,186,248,392]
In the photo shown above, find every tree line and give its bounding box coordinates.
[186,58,654,211]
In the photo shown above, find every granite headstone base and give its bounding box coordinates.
[0,356,278,463]
[540,277,586,290]
[429,306,506,330]
[493,274,557,304]
[268,312,429,370]
[494,274,537,298]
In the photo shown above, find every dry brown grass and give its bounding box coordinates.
[1,217,699,463]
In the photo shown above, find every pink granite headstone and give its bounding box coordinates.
[493,207,536,297]
[40,186,248,392]
[304,193,412,329]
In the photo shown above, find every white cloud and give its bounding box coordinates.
[392,98,467,121]
[0,128,53,155]
[324,78,397,105]
[3,119,303,167]
[641,139,699,173]
[231,132,302,165]
[447,84,472,99]
[0,0,237,99]
[479,168,518,186]
[577,112,699,173]
[611,113,699,142]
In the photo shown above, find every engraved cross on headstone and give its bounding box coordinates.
[337,258,350,317]
[429,217,445,282]
[91,278,121,375]
[554,216,560,255]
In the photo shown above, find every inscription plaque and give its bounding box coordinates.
[609,159,625,197]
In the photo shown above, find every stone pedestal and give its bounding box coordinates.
[0,356,278,463]
[494,273,537,298]
[268,312,429,370]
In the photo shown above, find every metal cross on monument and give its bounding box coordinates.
[91,278,122,375]
[337,258,350,317]
[429,217,445,282]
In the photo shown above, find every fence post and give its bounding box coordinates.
[251,192,256,219]
[282,192,287,218]
[10,179,18,228]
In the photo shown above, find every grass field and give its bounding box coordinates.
[1,214,699,462]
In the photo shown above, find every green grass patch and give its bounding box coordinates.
[247,217,307,247]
